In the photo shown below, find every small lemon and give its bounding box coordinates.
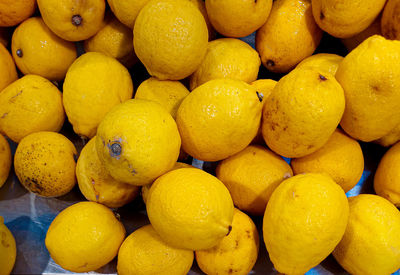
[134,77,190,119]
[177,79,263,162]
[312,0,387,38]
[0,43,18,92]
[134,0,208,80]
[205,0,272,38]
[45,201,126,273]
[196,208,259,275]
[76,137,140,209]
[141,162,194,204]
[333,194,400,275]
[250,79,277,102]
[117,224,194,275]
[0,134,11,188]
[0,74,65,143]
[190,38,261,90]
[14,132,77,197]
[0,216,16,275]
[296,53,343,76]
[336,35,400,142]
[216,145,293,216]
[11,17,77,81]
[37,0,106,41]
[381,0,400,40]
[84,15,137,68]
[0,0,36,27]
[291,129,364,193]
[262,68,345,158]
[263,173,349,274]
[63,52,133,138]
[256,0,323,73]
[374,141,400,206]
[147,168,234,250]
[108,0,150,28]
[96,99,181,186]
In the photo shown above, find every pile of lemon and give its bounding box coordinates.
[1,0,400,274]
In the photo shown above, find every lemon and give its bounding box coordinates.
[11,17,77,81]
[84,15,137,68]
[45,201,125,273]
[96,99,181,186]
[296,53,343,76]
[117,224,194,275]
[333,194,400,275]
[0,43,18,92]
[256,0,323,73]
[76,137,140,208]
[37,0,106,41]
[108,0,150,28]
[205,0,272,38]
[195,208,259,275]
[291,129,364,193]
[217,145,293,216]
[312,0,386,38]
[250,79,277,103]
[263,173,349,274]
[0,134,11,189]
[63,52,133,138]
[177,78,263,162]
[147,168,234,250]
[189,38,261,90]
[341,17,382,52]
[134,77,190,119]
[336,35,400,142]
[0,75,65,143]
[381,0,400,40]
[262,68,345,158]
[134,0,208,80]
[0,0,36,27]
[14,132,77,197]
[0,216,16,275]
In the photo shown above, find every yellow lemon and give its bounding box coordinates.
[374,142,400,206]
[147,168,234,250]
[14,132,77,197]
[296,53,343,76]
[11,17,77,81]
[292,129,364,193]
[96,99,181,186]
[0,0,36,27]
[189,38,261,90]
[381,0,400,40]
[312,0,387,38]
[262,68,345,158]
[37,0,106,41]
[108,0,150,28]
[63,52,133,138]
[336,35,400,142]
[263,173,349,274]
[117,224,194,275]
[333,194,400,275]
[205,0,272,38]
[134,77,190,119]
[134,0,208,80]
[45,201,125,273]
[84,15,137,68]
[341,17,382,52]
[0,74,65,143]
[0,216,16,275]
[76,137,140,209]
[216,145,293,216]
[256,0,323,73]
[141,162,193,204]
[177,79,263,162]
[196,208,259,275]
[0,134,11,189]
[0,43,18,92]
